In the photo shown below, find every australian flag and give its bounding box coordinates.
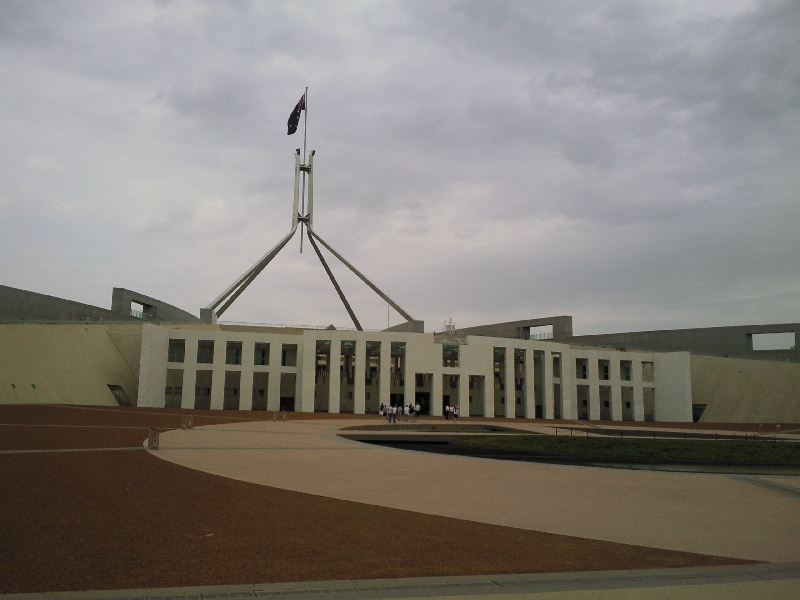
[287,93,305,135]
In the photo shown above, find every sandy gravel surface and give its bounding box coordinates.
[153,419,800,562]
[0,406,755,595]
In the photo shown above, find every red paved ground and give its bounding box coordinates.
[0,405,753,594]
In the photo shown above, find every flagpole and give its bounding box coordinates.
[300,87,308,253]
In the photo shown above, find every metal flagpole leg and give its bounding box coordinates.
[307,229,362,331]
[307,227,416,323]
[211,224,298,318]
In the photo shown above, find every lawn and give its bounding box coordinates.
[456,434,800,465]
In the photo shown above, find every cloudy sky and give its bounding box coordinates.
[1,0,798,333]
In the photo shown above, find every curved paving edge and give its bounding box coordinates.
[149,419,800,562]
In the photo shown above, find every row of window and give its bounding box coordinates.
[168,339,296,366]
[168,339,653,383]
[575,359,653,381]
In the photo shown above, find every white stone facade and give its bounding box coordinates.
[137,323,692,422]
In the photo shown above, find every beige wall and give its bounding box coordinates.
[0,324,142,406]
[693,355,800,423]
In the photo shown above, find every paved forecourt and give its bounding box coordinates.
[150,418,800,563]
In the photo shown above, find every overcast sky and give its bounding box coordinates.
[1,0,798,333]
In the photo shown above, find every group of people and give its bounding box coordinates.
[444,404,460,420]
[380,403,418,423]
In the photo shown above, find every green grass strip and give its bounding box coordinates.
[455,434,800,465]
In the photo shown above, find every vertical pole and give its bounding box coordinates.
[300,87,308,253]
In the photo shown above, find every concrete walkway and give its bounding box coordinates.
[149,419,800,563]
[4,563,799,600]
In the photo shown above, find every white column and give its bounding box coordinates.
[459,372,470,417]
[587,356,600,421]
[524,348,536,419]
[181,367,196,409]
[379,341,391,408]
[560,351,575,420]
[239,367,253,411]
[505,347,515,418]
[328,339,341,413]
[633,360,645,421]
[354,339,366,414]
[299,337,316,413]
[403,351,414,410]
[432,373,443,416]
[610,359,622,421]
[267,368,281,412]
[543,350,554,419]
[209,366,225,410]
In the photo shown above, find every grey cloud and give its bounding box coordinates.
[0,0,797,332]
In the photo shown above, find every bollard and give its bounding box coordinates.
[273,412,277,421]
[282,412,286,421]
[148,428,160,450]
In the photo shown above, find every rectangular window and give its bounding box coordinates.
[620,360,632,381]
[642,361,654,382]
[252,372,268,410]
[576,358,588,380]
[281,344,298,367]
[197,340,214,364]
[254,342,270,366]
[751,332,796,351]
[224,371,241,410]
[442,344,459,368]
[598,359,610,381]
[225,341,242,365]
[165,369,184,409]
[552,353,561,379]
[194,370,213,409]
[168,339,185,363]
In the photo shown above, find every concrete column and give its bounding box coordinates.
[543,350,554,419]
[459,372,470,417]
[560,351,575,420]
[354,339,366,414]
[328,339,341,413]
[505,347,515,418]
[587,356,599,420]
[181,366,196,409]
[267,368,281,412]
[432,372,442,416]
[299,337,316,413]
[610,359,622,421]
[239,367,253,411]
[379,340,390,408]
[210,359,225,410]
[403,351,414,410]
[632,360,645,421]
[524,348,536,419]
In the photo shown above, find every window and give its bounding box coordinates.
[225,341,242,365]
[598,359,610,381]
[254,343,270,366]
[281,344,298,367]
[168,339,185,363]
[620,360,632,381]
[576,358,588,379]
[197,340,214,364]
[642,362,654,382]
[442,344,459,368]
[751,332,796,351]
[552,353,561,378]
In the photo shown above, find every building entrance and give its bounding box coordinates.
[415,392,430,415]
